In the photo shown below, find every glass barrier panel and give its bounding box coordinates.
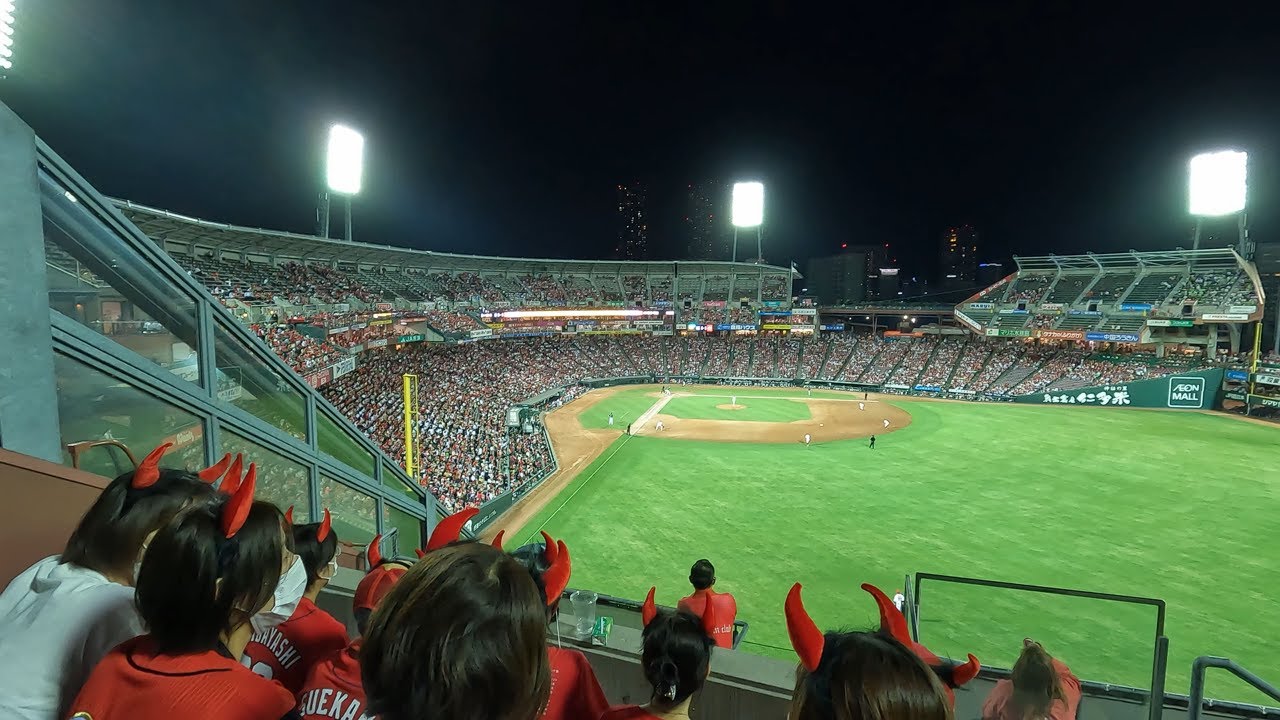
[219,430,309,516]
[213,318,307,441]
[917,577,1158,691]
[316,409,375,479]
[41,173,203,388]
[53,352,206,477]
[319,474,377,546]
[382,460,421,503]
[383,503,424,556]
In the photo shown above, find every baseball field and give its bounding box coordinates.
[497,385,1280,704]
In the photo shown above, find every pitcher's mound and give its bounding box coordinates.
[716,403,747,410]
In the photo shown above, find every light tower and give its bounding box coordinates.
[731,181,764,263]
[1188,149,1249,258]
[319,124,365,242]
[1,0,17,74]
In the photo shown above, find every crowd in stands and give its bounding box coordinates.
[0,439,1086,720]
[421,309,487,334]
[1006,274,1052,303]
[251,324,348,374]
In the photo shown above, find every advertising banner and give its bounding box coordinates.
[398,334,426,344]
[1225,391,1247,401]
[1228,305,1258,314]
[884,383,910,390]
[1146,319,1195,327]
[948,388,977,395]
[369,318,393,326]
[1255,373,1280,387]
[913,385,943,392]
[217,385,244,403]
[471,491,515,531]
[1250,394,1280,409]
[792,308,818,315]
[1014,368,1224,409]
[1069,310,1102,316]
[1038,303,1064,312]
[1119,303,1152,312]
[305,370,332,389]
[1202,313,1249,321]
[651,329,674,336]
[1225,369,1249,382]
[328,326,350,335]
[762,301,785,307]
[761,323,792,330]
[332,356,357,380]
[820,323,846,331]
[634,320,665,328]
[367,338,388,349]
[1038,329,1086,341]
[999,309,1029,315]
[351,323,367,330]
[375,303,394,312]
[985,328,1032,338]
[1085,331,1141,343]
[469,328,494,339]
[968,302,994,310]
[716,323,759,331]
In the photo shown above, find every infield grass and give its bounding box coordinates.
[513,391,1280,704]
[662,395,812,423]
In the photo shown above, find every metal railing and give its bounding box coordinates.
[1188,657,1280,720]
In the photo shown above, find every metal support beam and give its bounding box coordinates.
[0,103,63,462]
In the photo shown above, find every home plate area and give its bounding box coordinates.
[630,392,911,443]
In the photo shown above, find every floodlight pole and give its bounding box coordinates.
[345,195,354,243]
[318,192,331,239]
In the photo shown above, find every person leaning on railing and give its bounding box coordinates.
[981,639,1081,720]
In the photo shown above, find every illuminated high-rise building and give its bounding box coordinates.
[615,182,649,260]
[940,225,979,284]
[684,180,723,259]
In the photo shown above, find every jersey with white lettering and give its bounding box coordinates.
[67,635,296,720]
[541,647,608,720]
[677,589,738,649]
[243,597,349,694]
[296,640,374,720]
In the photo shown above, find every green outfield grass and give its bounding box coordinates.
[662,395,812,423]
[512,390,1280,704]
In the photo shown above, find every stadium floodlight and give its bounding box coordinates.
[0,0,14,71]
[732,182,764,228]
[326,124,364,195]
[1189,150,1247,216]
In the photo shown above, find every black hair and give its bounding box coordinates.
[63,468,218,581]
[293,520,339,587]
[790,630,952,720]
[509,543,552,613]
[642,609,715,706]
[689,559,716,591]
[135,499,285,654]
[354,607,373,636]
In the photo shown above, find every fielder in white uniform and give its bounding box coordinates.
[893,590,905,611]
[859,402,865,411]
[804,433,811,447]
[655,420,665,431]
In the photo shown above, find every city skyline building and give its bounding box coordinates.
[615,182,649,260]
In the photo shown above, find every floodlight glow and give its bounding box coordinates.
[1189,150,1247,216]
[326,124,364,195]
[731,182,764,227]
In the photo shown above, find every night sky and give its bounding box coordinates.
[5,3,1278,280]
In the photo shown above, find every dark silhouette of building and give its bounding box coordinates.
[940,225,979,284]
[806,244,893,304]
[615,182,649,260]
[684,180,724,259]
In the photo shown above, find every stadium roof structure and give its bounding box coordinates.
[1013,248,1244,273]
[112,199,799,278]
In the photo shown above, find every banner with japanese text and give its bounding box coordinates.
[1014,368,1224,409]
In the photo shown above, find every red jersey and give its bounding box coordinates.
[599,705,662,720]
[543,647,608,720]
[676,589,737,648]
[981,658,1082,720]
[66,635,295,720]
[296,640,373,720]
[242,597,348,694]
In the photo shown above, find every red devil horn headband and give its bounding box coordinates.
[220,463,256,539]
[414,548,426,559]
[785,583,825,672]
[954,654,981,687]
[491,529,506,551]
[540,531,559,563]
[542,539,572,606]
[861,583,911,644]
[317,508,332,542]
[284,506,294,525]
[197,453,234,483]
[366,534,384,567]
[219,455,245,495]
[131,442,173,489]
[425,507,479,551]
[641,586,658,626]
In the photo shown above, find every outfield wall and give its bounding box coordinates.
[1014,368,1226,410]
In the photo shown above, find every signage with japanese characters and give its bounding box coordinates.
[1147,319,1194,328]
[1085,331,1141,343]
[985,328,1032,338]
[1036,386,1134,406]
[1015,368,1224,409]
[1201,313,1249,321]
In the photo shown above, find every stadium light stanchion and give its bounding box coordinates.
[323,123,365,242]
[1188,150,1249,258]
[731,181,764,264]
[1,0,17,74]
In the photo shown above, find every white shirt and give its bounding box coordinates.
[0,556,145,720]
[893,592,905,610]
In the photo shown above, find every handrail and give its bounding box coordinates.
[66,440,138,471]
[1188,657,1280,720]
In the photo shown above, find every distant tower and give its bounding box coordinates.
[939,225,979,284]
[684,180,722,259]
[616,182,649,260]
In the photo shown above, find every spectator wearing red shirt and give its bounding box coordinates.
[676,559,737,649]
[504,530,609,720]
[295,535,411,720]
[600,589,716,720]
[982,639,1081,720]
[242,509,348,694]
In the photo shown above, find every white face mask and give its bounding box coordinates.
[251,555,307,633]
